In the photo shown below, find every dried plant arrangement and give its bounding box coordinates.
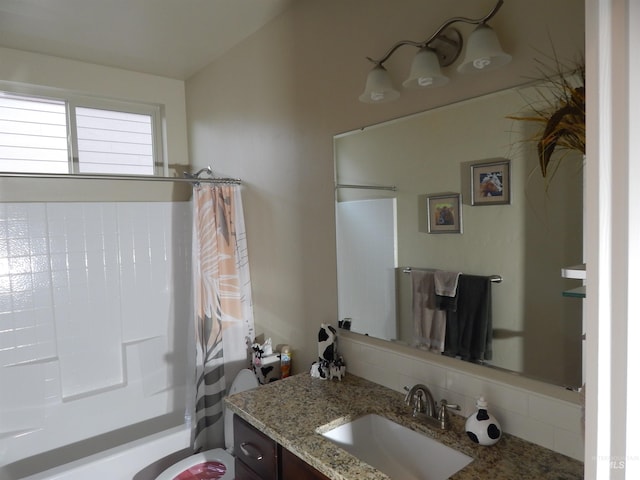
[508,55,585,179]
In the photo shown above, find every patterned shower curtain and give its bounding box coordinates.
[192,184,255,450]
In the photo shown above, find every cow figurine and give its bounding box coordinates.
[311,323,347,381]
[318,323,337,362]
[310,359,330,379]
[329,358,346,381]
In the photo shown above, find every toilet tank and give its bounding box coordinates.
[223,369,259,451]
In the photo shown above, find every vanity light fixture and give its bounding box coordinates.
[359,0,511,104]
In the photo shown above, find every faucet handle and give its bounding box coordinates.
[403,385,419,405]
[403,386,411,404]
[437,399,461,429]
[439,399,461,411]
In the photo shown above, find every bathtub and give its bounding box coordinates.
[19,425,192,480]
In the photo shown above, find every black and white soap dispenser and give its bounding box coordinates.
[465,396,502,446]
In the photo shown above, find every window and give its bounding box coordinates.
[75,107,154,175]
[0,87,163,176]
[0,93,68,173]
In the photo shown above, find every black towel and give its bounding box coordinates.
[443,274,492,362]
[436,293,459,312]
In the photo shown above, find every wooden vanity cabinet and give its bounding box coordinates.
[233,414,330,480]
[280,447,330,480]
[234,415,278,480]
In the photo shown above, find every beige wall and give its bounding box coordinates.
[186,0,584,376]
[185,0,585,458]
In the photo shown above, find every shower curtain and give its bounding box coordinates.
[192,184,255,450]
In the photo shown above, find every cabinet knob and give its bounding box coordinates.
[240,441,264,461]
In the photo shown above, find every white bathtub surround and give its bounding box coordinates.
[339,334,584,462]
[0,201,192,475]
[19,424,192,480]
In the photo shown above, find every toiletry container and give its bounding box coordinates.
[280,345,291,378]
[155,369,259,479]
[465,396,502,446]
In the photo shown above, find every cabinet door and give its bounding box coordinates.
[233,415,278,480]
[280,447,331,480]
[235,457,266,480]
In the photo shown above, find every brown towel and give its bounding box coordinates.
[411,270,446,352]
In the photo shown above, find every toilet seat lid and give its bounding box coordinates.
[228,368,259,395]
[224,369,259,450]
[155,449,234,480]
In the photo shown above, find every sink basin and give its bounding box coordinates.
[320,414,473,480]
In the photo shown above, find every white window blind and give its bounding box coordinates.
[76,107,154,175]
[0,88,162,176]
[0,93,69,173]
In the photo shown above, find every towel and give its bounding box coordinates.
[434,270,461,296]
[443,274,492,363]
[411,270,446,353]
[434,270,461,311]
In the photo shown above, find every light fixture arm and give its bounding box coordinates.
[366,0,504,66]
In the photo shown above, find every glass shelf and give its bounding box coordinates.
[562,285,586,298]
[561,263,586,298]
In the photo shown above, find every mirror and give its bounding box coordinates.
[334,84,584,389]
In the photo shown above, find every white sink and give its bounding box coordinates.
[320,414,473,480]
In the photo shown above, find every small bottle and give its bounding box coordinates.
[465,397,502,446]
[280,345,291,378]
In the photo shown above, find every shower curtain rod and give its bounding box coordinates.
[402,266,502,283]
[0,171,242,185]
[336,183,397,191]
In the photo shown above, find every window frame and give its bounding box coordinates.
[0,81,165,176]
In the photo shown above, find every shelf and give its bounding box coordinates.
[562,286,586,298]
[561,264,586,280]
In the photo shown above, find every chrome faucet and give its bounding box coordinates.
[404,384,460,430]
[404,384,436,417]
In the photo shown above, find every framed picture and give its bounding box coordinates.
[471,159,511,206]
[426,193,462,234]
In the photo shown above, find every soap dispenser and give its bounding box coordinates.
[465,397,502,446]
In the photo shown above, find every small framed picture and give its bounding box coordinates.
[426,193,462,234]
[471,159,511,206]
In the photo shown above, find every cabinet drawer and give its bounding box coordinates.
[233,415,277,480]
[281,447,331,480]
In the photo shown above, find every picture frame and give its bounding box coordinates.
[470,159,511,206]
[426,193,462,234]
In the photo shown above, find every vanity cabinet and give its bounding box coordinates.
[234,415,278,480]
[280,447,330,480]
[234,415,330,480]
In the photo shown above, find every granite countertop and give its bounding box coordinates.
[225,373,583,480]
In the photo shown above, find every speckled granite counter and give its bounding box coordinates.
[225,373,583,480]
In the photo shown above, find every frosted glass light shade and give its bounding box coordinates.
[457,24,511,73]
[359,65,400,103]
[402,48,450,89]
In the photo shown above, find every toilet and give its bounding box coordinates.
[156,369,259,480]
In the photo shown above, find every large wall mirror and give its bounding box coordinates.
[334,84,584,389]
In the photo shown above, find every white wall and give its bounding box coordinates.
[584,0,640,477]
[185,0,585,459]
